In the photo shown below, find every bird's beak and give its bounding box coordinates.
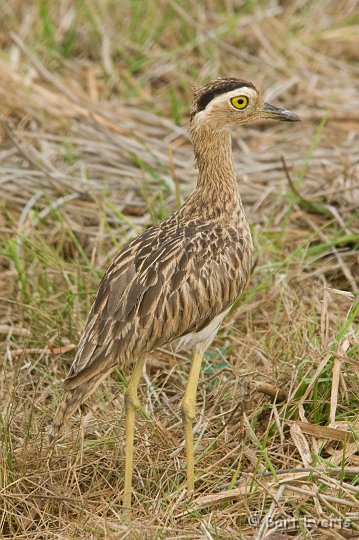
[262,102,301,122]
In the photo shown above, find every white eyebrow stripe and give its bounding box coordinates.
[209,87,257,104]
[194,87,258,123]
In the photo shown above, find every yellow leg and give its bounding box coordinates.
[123,357,146,509]
[181,350,203,493]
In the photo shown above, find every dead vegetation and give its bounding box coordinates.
[0,1,359,538]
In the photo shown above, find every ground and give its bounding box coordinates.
[0,1,359,538]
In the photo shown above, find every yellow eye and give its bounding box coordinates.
[230,95,248,109]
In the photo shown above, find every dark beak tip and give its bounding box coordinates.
[263,102,301,122]
[284,113,301,123]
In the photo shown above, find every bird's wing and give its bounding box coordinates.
[64,219,247,390]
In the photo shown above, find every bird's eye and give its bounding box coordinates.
[230,96,248,110]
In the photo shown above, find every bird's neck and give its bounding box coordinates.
[189,123,242,218]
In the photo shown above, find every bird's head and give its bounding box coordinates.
[190,78,300,130]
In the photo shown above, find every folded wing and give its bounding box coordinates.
[64,219,246,390]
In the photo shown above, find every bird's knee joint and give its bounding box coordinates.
[125,391,140,411]
[181,400,196,422]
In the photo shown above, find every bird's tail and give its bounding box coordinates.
[49,371,110,445]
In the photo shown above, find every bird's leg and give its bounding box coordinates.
[123,356,146,509]
[181,349,203,493]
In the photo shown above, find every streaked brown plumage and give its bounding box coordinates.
[50,78,300,507]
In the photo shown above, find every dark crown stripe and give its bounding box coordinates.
[196,79,255,113]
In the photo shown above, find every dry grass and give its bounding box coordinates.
[1,1,359,538]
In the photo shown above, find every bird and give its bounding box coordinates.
[49,78,300,508]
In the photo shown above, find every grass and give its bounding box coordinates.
[0,0,359,538]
